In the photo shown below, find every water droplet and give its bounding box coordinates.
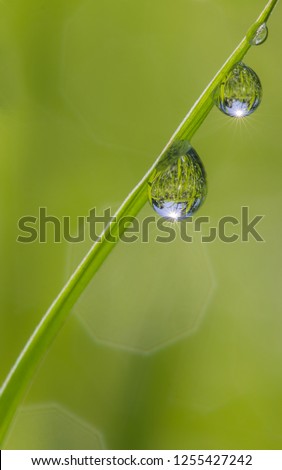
[214,62,262,118]
[148,140,207,221]
[250,23,268,46]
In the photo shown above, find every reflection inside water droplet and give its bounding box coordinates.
[148,140,207,221]
[214,62,262,118]
[250,23,268,46]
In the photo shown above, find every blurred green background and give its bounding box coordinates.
[1,0,282,449]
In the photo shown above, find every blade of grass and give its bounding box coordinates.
[0,0,279,447]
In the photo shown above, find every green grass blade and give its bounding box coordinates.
[0,0,279,447]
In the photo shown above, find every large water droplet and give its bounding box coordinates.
[148,140,207,221]
[214,62,262,118]
[250,23,268,46]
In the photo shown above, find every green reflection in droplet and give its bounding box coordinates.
[148,140,207,221]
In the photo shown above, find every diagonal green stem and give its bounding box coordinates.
[0,0,279,447]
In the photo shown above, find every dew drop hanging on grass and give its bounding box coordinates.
[214,62,262,118]
[250,23,268,46]
[148,140,207,221]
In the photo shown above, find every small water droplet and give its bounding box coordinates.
[148,140,207,221]
[214,62,262,118]
[250,23,268,46]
